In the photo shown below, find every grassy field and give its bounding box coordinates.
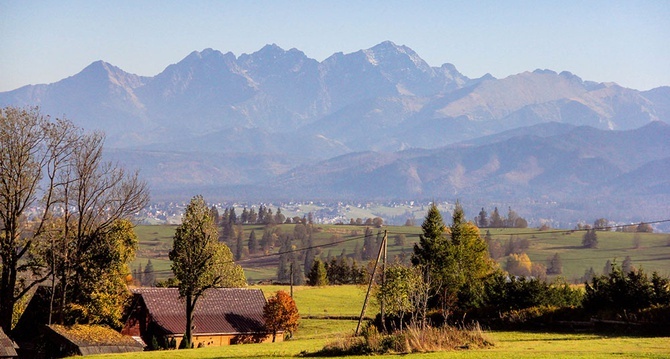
[250,284,378,318]
[131,223,670,284]
[76,292,670,359]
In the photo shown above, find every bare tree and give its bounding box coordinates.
[49,130,149,325]
[0,106,149,331]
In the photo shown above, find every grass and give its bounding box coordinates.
[72,282,670,359]
[251,284,378,318]
[131,223,670,284]
[75,324,670,359]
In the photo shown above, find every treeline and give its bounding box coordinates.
[212,205,314,226]
[474,206,528,228]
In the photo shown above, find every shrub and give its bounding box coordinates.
[584,264,670,317]
[484,272,582,313]
[314,323,492,355]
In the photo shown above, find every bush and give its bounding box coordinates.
[313,323,492,355]
[584,264,670,317]
[484,272,582,313]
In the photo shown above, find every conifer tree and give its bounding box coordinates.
[308,259,329,286]
[143,260,156,286]
[248,230,258,254]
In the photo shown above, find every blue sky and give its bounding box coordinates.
[1,1,668,92]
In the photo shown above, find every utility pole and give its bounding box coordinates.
[380,230,387,332]
[356,230,387,335]
[290,262,294,298]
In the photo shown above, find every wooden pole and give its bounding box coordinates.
[380,231,387,332]
[356,230,387,335]
[290,262,294,298]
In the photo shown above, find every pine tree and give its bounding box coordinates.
[235,228,244,261]
[248,230,257,254]
[143,259,156,286]
[307,259,328,286]
[362,227,375,260]
[490,207,503,228]
[303,236,316,278]
[291,256,304,285]
[603,259,613,275]
[622,256,634,273]
[582,229,598,248]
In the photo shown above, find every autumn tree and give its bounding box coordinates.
[1,107,149,331]
[506,253,532,277]
[263,291,299,342]
[169,195,246,348]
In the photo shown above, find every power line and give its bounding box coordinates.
[139,218,670,277]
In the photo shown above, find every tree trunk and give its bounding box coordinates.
[185,293,194,348]
[0,262,15,333]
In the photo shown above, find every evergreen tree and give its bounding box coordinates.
[143,260,156,286]
[622,256,634,273]
[248,230,257,255]
[235,228,244,260]
[210,206,220,225]
[547,253,563,275]
[303,236,316,278]
[240,207,249,224]
[506,207,519,228]
[490,207,504,228]
[248,208,258,224]
[362,227,375,260]
[291,256,304,285]
[477,207,489,228]
[413,201,494,312]
[276,234,293,282]
[603,259,613,275]
[582,229,598,248]
[412,203,446,267]
[307,259,328,286]
[275,208,286,224]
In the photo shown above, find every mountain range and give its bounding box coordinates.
[1,41,669,226]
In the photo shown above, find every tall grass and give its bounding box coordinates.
[316,323,492,355]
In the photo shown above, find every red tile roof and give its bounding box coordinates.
[132,288,268,335]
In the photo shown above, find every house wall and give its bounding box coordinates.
[171,332,278,348]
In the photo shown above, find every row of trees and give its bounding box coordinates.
[213,205,314,227]
[0,107,149,332]
[374,204,670,331]
[474,206,528,228]
[579,218,654,233]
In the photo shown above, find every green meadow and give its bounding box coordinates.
[76,284,670,359]
[130,224,670,284]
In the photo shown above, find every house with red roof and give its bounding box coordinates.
[121,287,278,348]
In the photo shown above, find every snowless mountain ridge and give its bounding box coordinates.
[1,41,669,226]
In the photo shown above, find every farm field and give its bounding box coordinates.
[131,224,670,284]
[77,284,670,359]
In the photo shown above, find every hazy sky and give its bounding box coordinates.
[1,1,668,92]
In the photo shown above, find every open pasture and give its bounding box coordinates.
[132,224,670,284]
[75,284,670,358]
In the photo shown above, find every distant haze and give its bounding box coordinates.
[1,1,669,92]
[1,41,668,227]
